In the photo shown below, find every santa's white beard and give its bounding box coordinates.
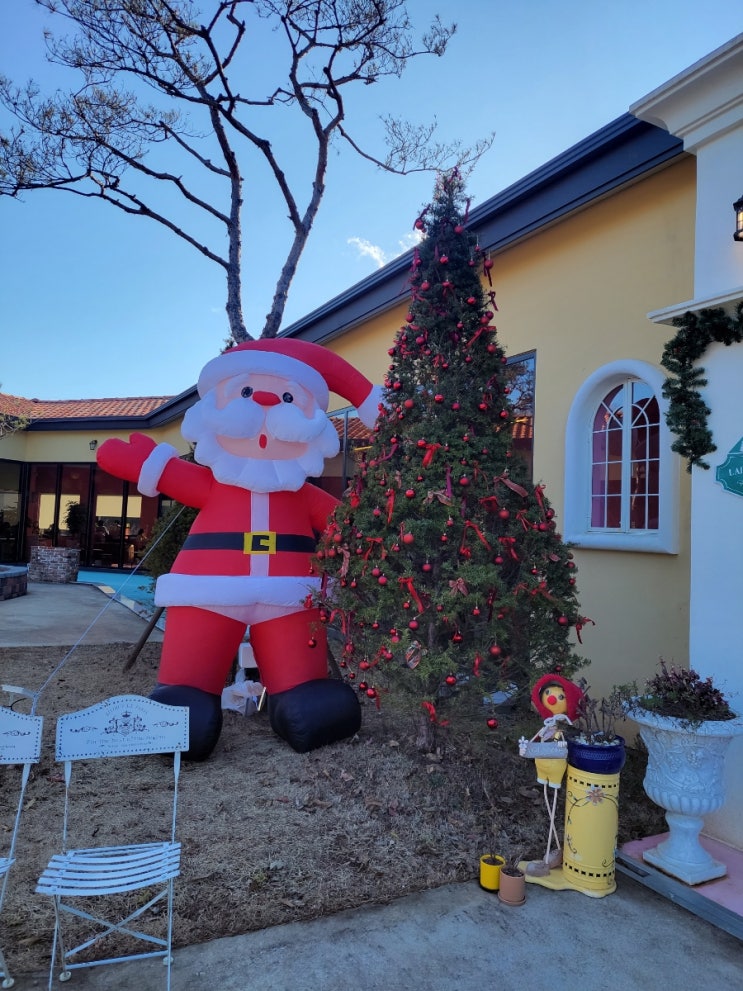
[182,390,339,493]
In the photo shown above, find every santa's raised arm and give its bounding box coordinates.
[97,340,382,759]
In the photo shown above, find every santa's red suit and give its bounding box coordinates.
[97,339,381,759]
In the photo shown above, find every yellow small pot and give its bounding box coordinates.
[479,854,506,891]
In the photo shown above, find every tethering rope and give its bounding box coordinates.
[21,506,186,717]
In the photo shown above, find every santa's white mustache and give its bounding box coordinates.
[184,391,330,444]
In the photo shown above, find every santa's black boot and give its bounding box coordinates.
[268,678,361,753]
[150,684,223,761]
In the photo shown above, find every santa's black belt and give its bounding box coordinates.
[182,532,317,555]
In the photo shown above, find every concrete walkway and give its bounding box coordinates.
[2,581,741,989]
[16,878,743,991]
[0,579,163,646]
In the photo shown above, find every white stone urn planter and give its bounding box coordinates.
[629,705,743,884]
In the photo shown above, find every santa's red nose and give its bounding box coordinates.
[252,391,281,407]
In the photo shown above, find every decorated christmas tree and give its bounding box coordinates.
[316,170,587,732]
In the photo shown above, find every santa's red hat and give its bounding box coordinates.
[197,339,383,428]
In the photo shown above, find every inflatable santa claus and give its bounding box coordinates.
[97,339,382,759]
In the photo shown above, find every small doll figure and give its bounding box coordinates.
[518,674,584,876]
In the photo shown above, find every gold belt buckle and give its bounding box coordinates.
[243,531,276,554]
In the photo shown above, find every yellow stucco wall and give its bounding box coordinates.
[326,156,696,699]
[3,423,189,465]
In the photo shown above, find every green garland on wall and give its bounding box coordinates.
[661,302,743,472]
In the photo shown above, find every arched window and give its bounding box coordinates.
[565,360,679,553]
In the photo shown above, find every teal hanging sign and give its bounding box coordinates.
[716,438,743,497]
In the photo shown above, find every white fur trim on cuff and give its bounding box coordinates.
[138,443,179,497]
[356,384,384,429]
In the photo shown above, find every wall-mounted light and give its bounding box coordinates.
[89,439,98,451]
[734,195,743,242]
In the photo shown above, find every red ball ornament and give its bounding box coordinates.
[366,688,377,699]
[440,255,448,264]
[405,488,415,498]
[422,561,432,573]
[392,381,402,390]
[445,675,457,686]
[467,296,477,305]
[459,475,470,487]
[420,280,430,291]
[498,508,509,520]
[452,631,463,643]
[358,681,368,692]
[434,394,444,403]
[402,532,414,544]
[417,438,427,448]
[359,660,371,670]
[404,398,414,409]
[451,401,460,411]
[499,410,508,419]
[478,402,488,412]
[472,606,480,616]
[373,507,381,517]
[372,622,380,630]
[378,575,388,586]
[371,566,381,577]
[557,615,569,626]
[409,620,419,630]
[489,644,502,657]
[494,555,504,565]
[486,717,498,730]
[454,224,464,234]
[308,637,317,648]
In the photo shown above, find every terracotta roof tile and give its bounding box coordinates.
[0,393,175,420]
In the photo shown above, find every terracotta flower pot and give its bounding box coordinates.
[479,854,505,892]
[497,867,526,906]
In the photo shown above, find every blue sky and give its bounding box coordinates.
[1,1,741,401]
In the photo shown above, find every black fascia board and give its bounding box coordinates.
[283,114,684,347]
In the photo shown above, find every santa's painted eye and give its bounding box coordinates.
[241,386,254,398]
[282,392,294,403]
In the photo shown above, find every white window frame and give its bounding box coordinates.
[564,359,679,553]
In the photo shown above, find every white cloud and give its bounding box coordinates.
[397,230,424,253]
[347,236,388,268]
[348,229,423,269]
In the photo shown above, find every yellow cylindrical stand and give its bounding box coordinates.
[562,762,621,896]
[522,739,624,899]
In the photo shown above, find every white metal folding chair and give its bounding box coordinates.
[0,691,44,989]
[36,695,189,989]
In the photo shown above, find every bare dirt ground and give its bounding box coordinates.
[0,643,665,977]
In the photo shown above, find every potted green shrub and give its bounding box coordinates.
[625,660,743,884]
